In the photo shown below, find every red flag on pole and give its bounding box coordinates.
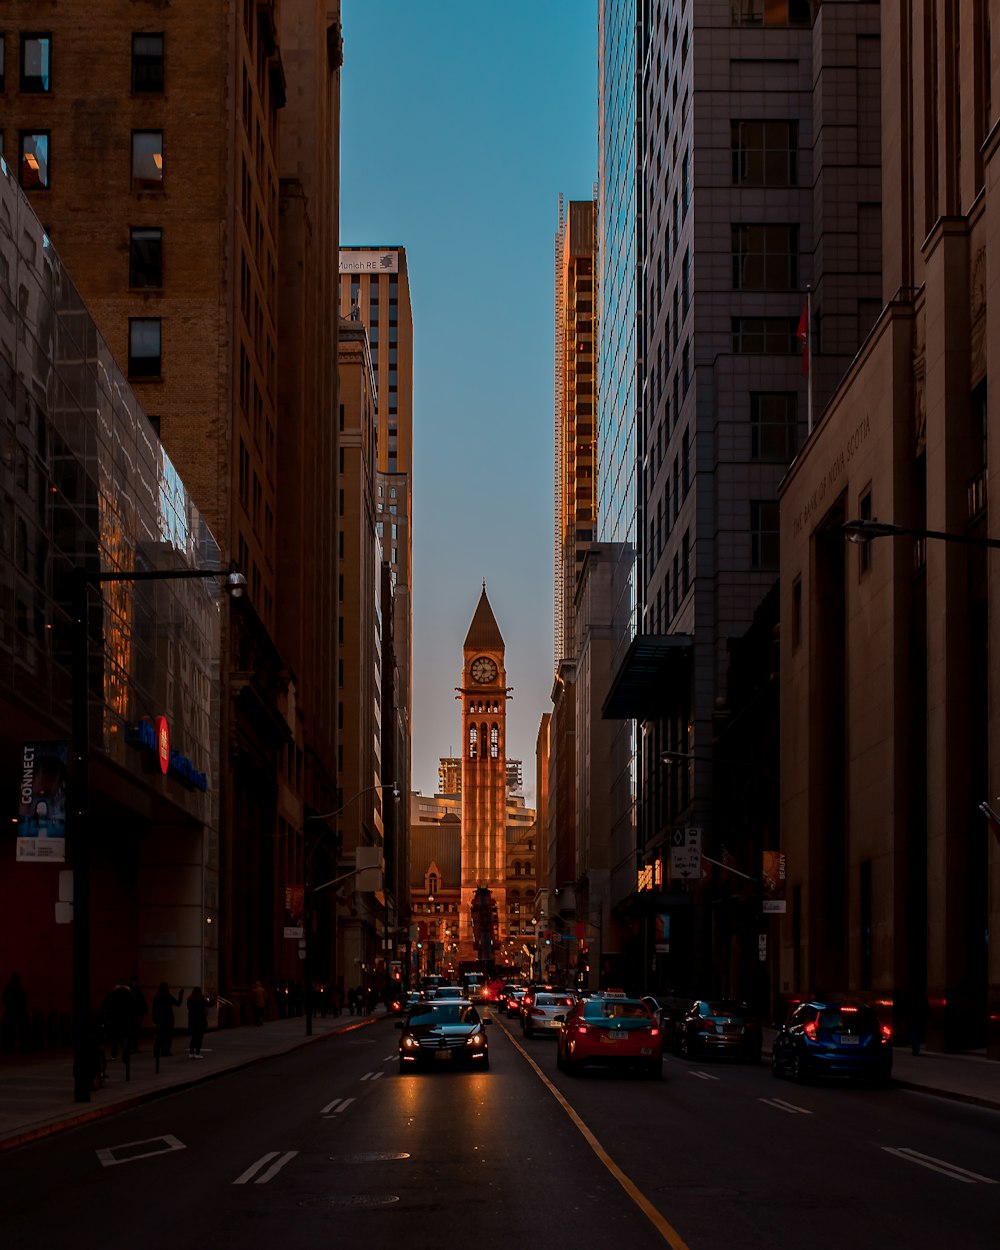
[796,301,809,376]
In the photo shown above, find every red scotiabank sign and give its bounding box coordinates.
[155,717,170,775]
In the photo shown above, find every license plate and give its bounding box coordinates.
[640,1047,653,1056]
[435,1050,452,1061]
[601,1034,618,1045]
[721,1025,743,1035]
[839,1035,860,1045]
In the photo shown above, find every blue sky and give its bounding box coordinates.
[340,1,598,803]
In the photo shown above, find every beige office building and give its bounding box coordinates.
[779,2,998,1055]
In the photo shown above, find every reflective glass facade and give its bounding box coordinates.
[597,0,642,905]
[0,158,221,836]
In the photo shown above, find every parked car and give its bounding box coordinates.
[556,994,662,1077]
[771,1000,892,1085]
[522,991,576,1038]
[641,994,692,1052]
[673,999,762,1061]
[396,999,490,1072]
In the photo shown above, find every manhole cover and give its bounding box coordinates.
[329,1152,411,1163]
[300,1194,400,1208]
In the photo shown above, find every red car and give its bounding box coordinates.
[556,994,663,1078]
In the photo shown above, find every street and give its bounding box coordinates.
[2,1016,998,1250]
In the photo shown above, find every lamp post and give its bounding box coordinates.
[70,560,246,1102]
[842,517,1000,550]
[301,781,398,1036]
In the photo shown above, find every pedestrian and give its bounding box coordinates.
[1,972,29,1052]
[251,979,267,1026]
[151,982,183,1056]
[331,984,343,1018]
[347,985,358,1015]
[102,982,136,1060]
[186,986,212,1058]
[128,976,147,1052]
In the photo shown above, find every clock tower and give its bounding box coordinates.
[459,583,508,962]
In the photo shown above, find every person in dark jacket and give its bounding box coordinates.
[151,982,183,1056]
[186,986,212,1058]
[102,983,136,1060]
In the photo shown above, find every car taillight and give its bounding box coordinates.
[880,1024,892,1042]
[804,1020,818,1040]
[575,1024,589,1035]
[650,1027,660,1037]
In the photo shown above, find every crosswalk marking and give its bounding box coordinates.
[360,1070,383,1081]
[759,1097,812,1115]
[689,1070,719,1081]
[883,1147,998,1185]
[233,1150,299,1185]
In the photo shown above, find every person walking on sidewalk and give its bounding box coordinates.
[102,982,136,1061]
[251,980,268,1026]
[151,982,183,1057]
[187,987,212,1058]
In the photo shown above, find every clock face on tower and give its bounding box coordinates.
[470,655,498,685]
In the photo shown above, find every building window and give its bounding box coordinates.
[0,36,6,93]
[132,131,163,189]
[128,318,161,378]
[750,500,780,569]
[20,34,51,93]
[750,392,798,460]
[682,529,690,594]
[18,132,49,189]
[490,724,499,758]
[131,33,164,93]
[129,227,162,288]
[732,317,799,355]
[732,0,812,26]
[732,121,798,186]
[469,724,478,758]
[732,224,798,290]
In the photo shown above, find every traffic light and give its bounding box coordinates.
[543,931,551,946]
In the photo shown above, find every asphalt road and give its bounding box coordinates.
[2,1014,998,1250]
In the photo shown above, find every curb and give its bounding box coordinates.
[0,1014,385,1154]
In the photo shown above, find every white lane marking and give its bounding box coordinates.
[759,1097,812,1115]
[321,1097,344,1114]
[253,1151,298,1184]
[233,1152,279,1184]
[689,1070,719,1080]
[321,1096,355,1119]
[882,1147,998,1185]
[360,1070,384,1081]
[383,1053,397,1063]
[97,1134,186,1167]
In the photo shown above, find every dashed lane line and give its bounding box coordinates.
[882,1147,998,1185]
[321,1097,355,1117]
[758,1097,812,1115]
[232,1150,299,1185]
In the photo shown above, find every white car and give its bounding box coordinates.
[522,992,576,1038]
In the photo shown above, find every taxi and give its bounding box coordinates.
[555,992,662,1078]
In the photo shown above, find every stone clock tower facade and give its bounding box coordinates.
[459,584,508,961]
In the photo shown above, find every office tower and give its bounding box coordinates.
[1,4,344,1005]
[781,2,998,1056]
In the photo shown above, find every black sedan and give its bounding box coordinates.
[396,999,490,1073]
[772,1000,892,1085]
[673,998,762,1061]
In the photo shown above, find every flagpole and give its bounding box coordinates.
[806,283,814,436]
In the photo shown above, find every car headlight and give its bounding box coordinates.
[465,1031,485,1047]
[402,1035,418,1049]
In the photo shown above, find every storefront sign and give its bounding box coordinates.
[16,741,68,862]
[339,249,398,274]
[130,717,208,791]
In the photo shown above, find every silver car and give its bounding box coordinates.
[522,992,576,1038]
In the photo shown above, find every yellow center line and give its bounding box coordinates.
[496,1018,692,1249]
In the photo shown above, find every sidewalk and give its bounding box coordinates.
[0,1008,386,1153]
[2,1014,997,1152]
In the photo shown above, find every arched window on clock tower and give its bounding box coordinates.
[490,724,499,758]
[469,724,477,758]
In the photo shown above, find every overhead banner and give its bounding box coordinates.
[761,851,787,913]
[283,885,304,938]
[16,741,68,862]
[654,912,671,953]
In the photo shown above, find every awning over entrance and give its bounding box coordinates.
[601,633,693,720]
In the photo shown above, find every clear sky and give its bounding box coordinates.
[340,1,598,806]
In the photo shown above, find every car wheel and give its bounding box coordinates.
[481,1055,490,1071]
[792,1052,808,1084]
[525,1026,534,1039]
[677,1032,689,1058]
[398,1057,407,1075]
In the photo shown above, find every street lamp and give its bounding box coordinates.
[842,517,1000,549]
[71,560,246,1102]
[301,781,398,1036]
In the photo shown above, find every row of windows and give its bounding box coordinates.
[468,723,500,759]
[731,1,812,26]
[0,32,165,95]
[14,128,165,192]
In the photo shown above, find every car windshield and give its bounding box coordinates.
[818,1006,879,1032]
[585,1001,649,1020]
[536,995,574,1007]
[704,1001,750,1017]
[407,1004,480,1026]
